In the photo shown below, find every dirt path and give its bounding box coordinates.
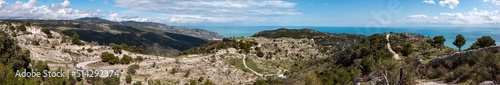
[386,34,401,60]
[242,55,265,77]
[76,60,101,70]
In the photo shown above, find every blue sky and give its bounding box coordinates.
[0,0,499,27]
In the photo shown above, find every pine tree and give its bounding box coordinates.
[432,36,446,50]
[71,31,82,45]
[470,36,496,49]
[453,34,466,51]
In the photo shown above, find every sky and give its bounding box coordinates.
[0,0,499,27]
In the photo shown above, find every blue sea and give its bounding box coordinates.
[187,26,500,49]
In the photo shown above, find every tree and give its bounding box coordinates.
[71,31,83,45]
[453,34,466,51]
[0,32,31,70]
[126,75,132,84]
[433,36,446,50]
[100,52,115,62]
[470,36,496,49]
[112,44,123,54]
[401,44,413,56]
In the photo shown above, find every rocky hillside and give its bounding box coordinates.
[252,28,364,53]
[77,17,222,40]
[0,18,221,56]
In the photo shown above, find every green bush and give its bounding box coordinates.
[133,81,142,85]
[127,64,140,75]
[100,52,115,62]
[121,55,133,64]
[100,52,119,65]
[87,48,94,53]
[189,79,197,85]
[126,75,132,84]
[135,56,144,62]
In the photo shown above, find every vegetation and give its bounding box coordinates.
[127,64,140,75]
[256,51,265,57]
[112,43,144,54]
[470,36,496,49]
[71,31,83,45]
[245,58,264,73]
[126,75,132,84]
[99,52,120,65]
[0,31,78,85]
[180,38,258,55]
[133,81,142,85]
[135,56,144,62]
[227,59,248,72]
[121,54,133,64]
[87,48,94,53]
[252,28,364,52]
[453,34,466,51]
[421,51,500,83]
[41,28,53,38]
[401,43,413,56]
[433,35,446,50]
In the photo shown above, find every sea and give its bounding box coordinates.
[187,26,500,49]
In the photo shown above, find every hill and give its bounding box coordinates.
[0,18,222,56]
[252,28,364,53]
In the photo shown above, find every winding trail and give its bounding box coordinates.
[241,53,287,78]
[76,60,101,70]
[242,55,265,77]
[386,34,401,60]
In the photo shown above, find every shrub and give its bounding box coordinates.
[100,52,115,62]
[190,80,197,85]
[87,48,94,53]
[256,51,264,57]
[170,67,178,74]
[133,81,142,85]
[126,75,132,84]
[107,57,120,65]
[121,55,133,64]
[127,64,140,75]
[135,56,144,62]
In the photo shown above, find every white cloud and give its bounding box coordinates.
[113,0,301,23]
[483,0,500,6]
[404,8,500,25]
[423,0,435,4]
[107,13,154,22]
[408,14,428,18]
[439,0,459,9]
[0,0,7,9]
[0,0,102,19]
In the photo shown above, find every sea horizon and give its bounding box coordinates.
[187,26,500,49]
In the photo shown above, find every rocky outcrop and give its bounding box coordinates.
[428,46,500,66]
